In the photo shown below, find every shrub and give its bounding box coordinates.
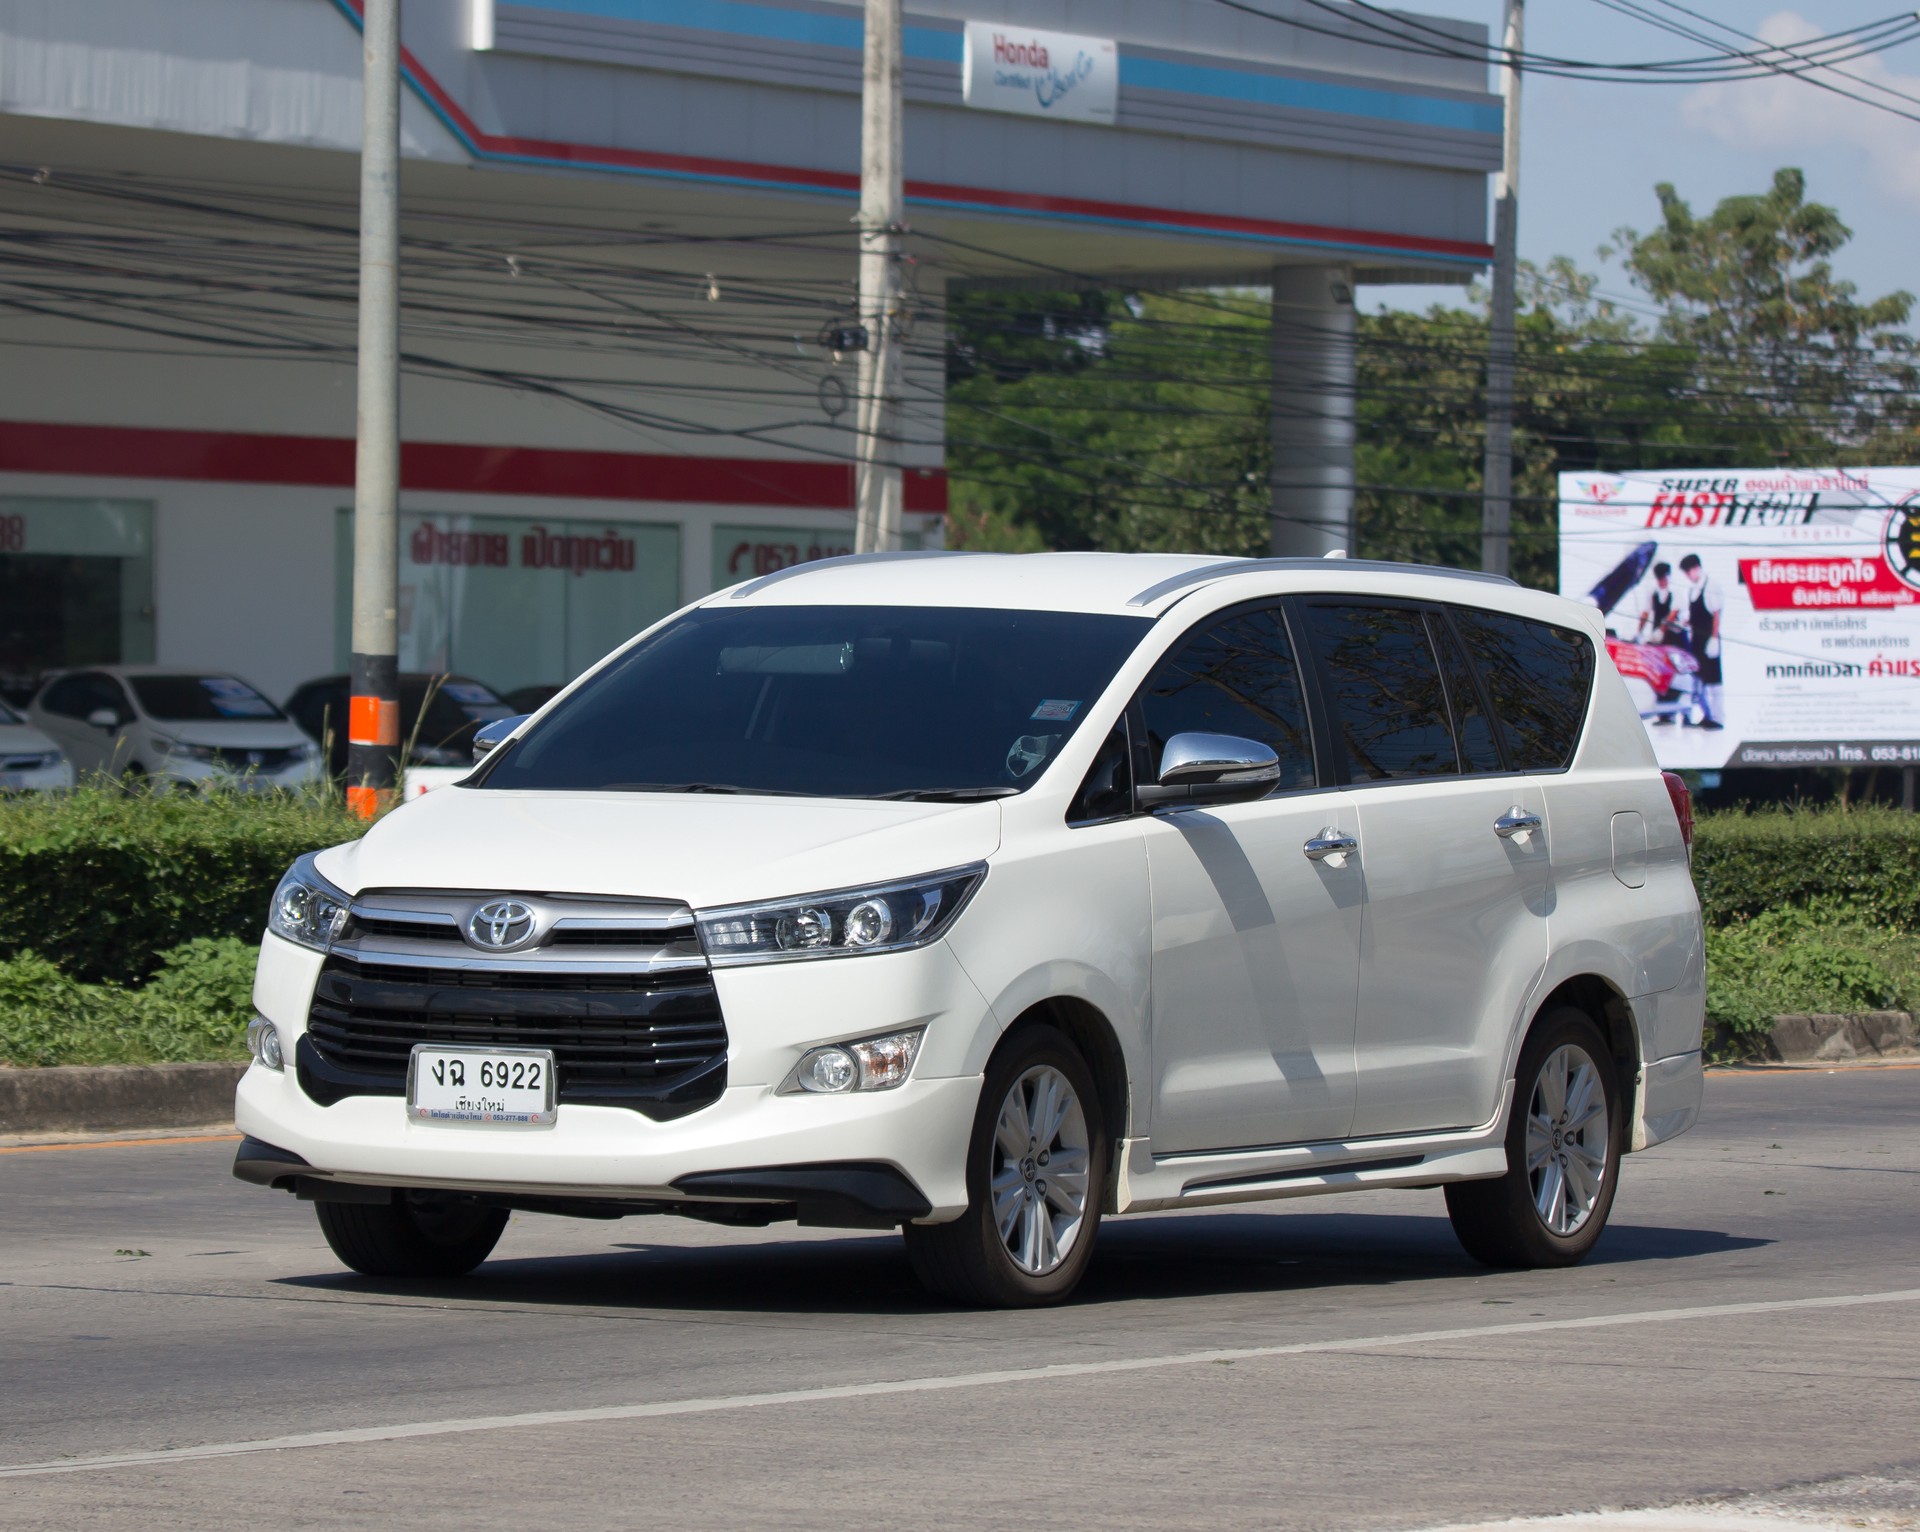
[0,938,257,1067]
[1704,903,1907,1048]
[1692,806,1920,930]
[0,786,362,985]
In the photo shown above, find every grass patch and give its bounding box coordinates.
[0,937,257,1066]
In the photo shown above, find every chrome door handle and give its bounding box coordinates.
[1494,808,1543,840]
[1303,828,1358,862]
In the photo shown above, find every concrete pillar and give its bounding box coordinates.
[1269,265,1357,559]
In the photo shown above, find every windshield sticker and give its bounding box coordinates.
[199,677,275,718]
[1030,699,1080,721]
[1006,734,1054,778]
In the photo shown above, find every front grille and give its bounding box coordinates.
[301,959,728,1118]
[208,745,302,772]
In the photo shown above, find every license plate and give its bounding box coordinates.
[407,1045,556,1126]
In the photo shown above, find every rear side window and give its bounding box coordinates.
[1453,610,1594,770]
[1302,603,1457,781]
[1137,606,1315,791]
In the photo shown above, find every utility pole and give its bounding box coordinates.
[1480,0,1523,578]
[347,0,402,817]
[852,0,904,554]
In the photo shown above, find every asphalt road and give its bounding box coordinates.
[1,1067,1915,1532]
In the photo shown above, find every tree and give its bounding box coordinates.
[1613,168,1917,450]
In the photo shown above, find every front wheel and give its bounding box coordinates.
[1445,1007,1625,1268]
[315,1191,508,1279]
[903,1024,1107,1307]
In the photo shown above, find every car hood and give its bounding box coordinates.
[0,722,61,755]
[316,786,1004,909]
[155,722,313,748]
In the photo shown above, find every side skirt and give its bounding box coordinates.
[1113,1082,1515,1214]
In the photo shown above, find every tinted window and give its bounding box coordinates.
[1303,604,1457,782]
[1137,606,1314,792]
[1430,614,1503,773]
[1067,723,1134,824]
[39,675,91,718]
[481,606,1149,798]
[1453,610,1594,770]
[128,675,283,722]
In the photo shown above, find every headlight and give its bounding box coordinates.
[267,851,350,951]
[165,738,222,764]
[697,865,984,966]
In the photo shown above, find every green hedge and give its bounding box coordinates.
[0,788,363,985]
[0,937,260,1066]
[1692,806,1920,929]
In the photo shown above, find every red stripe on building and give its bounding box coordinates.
[0,422,947,512]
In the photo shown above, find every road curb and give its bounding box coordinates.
[1768,1011,1916,1063]
[0,1062,244,1136]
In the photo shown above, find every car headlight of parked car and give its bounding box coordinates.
[696,865,984,966]
[268,851,351,951]
[163,737,223,764]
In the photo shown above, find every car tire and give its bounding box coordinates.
[314,1192,509,1279]
[1445,1006,1626,1269]
[902,1023,1107,1308]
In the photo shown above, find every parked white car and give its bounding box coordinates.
[30,666,324,792]
[0,698,72,792]
[235,553,1704,1306]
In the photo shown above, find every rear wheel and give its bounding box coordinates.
[1445,1007,1624,1268]
[315,1192,508,1278]
[903,1024,1106,1307]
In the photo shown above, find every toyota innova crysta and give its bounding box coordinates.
[234,552,1705,1307]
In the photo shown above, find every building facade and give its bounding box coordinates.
[0,0,1499,706]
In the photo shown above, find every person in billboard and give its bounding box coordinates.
[1634,562,1686,645]
[1678,554,1724,729]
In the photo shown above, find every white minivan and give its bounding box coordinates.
[235,553,1705,1306]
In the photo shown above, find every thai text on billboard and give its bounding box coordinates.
[1558,468,1920,770]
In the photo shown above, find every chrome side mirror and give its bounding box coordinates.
[471,713,532,764]
[1137,731,1281,810]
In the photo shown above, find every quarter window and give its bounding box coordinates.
[1452,610,1594,771]
[1302,604,1458,782]
[1137,606,1315,792]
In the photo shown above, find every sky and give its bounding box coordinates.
[1365,1,1920,318]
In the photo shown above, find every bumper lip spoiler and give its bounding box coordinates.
[231,1135,312,1188]
[670,1162,933,1229]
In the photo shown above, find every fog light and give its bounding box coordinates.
[797,1046,858,1093]
[849,1029,922,1090]
[246,1016,284,1071]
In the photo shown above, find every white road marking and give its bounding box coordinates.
[5,1288,1916,1481]
[1408,1514,1861,1531]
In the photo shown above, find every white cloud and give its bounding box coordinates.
[1680,11,1920,204]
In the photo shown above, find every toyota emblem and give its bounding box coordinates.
[468,899,537,950]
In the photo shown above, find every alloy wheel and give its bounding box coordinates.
[990,1064,1092,1276]
[1525,1042,1611,1237]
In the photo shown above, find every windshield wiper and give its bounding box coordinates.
[606,782,760,794]
[871,786,1020,802]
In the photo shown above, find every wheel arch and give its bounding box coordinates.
[1527,974,1641,1098]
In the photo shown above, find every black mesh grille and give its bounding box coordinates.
[300,957,728,1116]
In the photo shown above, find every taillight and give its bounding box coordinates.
[1662,770,1694,864]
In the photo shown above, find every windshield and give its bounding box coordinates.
[129,675,285,722]
[0,699,21,725]
[477,605,1149,798]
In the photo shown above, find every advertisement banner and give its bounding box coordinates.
[961,21,1117,125]
[1559,468,1920,770]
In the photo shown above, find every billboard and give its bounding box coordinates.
[1559,468,1920,770]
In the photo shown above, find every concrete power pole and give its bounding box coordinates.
[852,0,904,554]
[1480,0,1523,578]
[348,0,402,817]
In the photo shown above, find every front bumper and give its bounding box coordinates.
[234,1063,980,1220]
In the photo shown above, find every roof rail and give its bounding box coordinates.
[1126,557,1516,608]
[728,549,976,600]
